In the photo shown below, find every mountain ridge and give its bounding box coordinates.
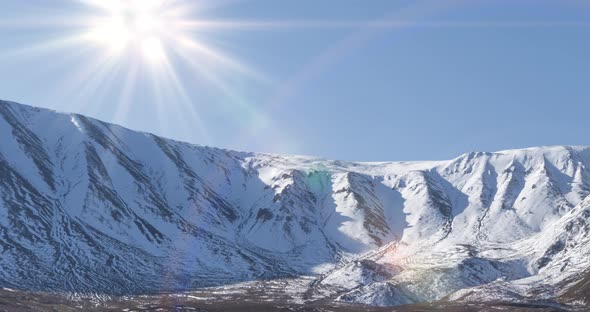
[0,99,589,309]
[2,98,584,164]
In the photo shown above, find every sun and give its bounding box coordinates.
[88,0,167,63]
[14,0,267,135]
[79,0,265,76]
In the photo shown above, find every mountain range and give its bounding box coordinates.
[1,99,589,309]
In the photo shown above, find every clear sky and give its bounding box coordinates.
[0,0,589,161]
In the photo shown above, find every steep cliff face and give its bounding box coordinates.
[1,100,589,308]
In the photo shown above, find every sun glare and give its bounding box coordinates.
[88,0,167,63]
[8,0,270,142]
[77,0,266,78]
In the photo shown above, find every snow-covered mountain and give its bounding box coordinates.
[0,99,589,308]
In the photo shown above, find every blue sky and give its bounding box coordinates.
[0,0,589,161]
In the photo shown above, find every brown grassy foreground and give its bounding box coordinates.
[0,288,576,312]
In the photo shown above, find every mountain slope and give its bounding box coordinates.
[0,100,588,309]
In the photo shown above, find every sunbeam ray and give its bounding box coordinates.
[172,35,269,83]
